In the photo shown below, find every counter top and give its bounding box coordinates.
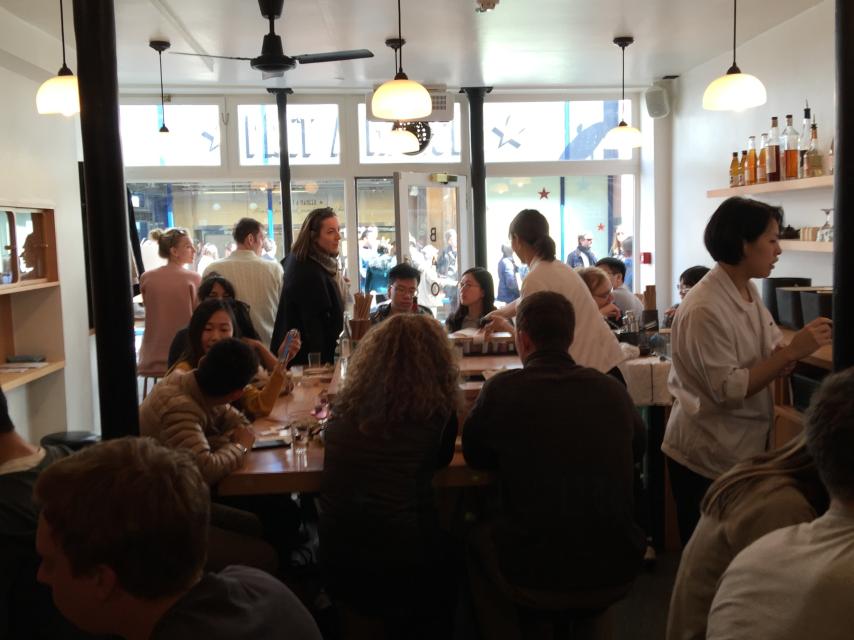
[778,327,832,370]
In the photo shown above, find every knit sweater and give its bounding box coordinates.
[139,371,249,484]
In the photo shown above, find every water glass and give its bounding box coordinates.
[292,423,310,454]
[308,352,321,368]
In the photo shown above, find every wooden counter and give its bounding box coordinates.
[778,327,832,370]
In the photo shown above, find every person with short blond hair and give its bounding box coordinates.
[34,437,321,640]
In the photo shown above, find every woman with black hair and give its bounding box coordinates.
[663,197,832,545]
[445,267,496,332]
[484,209,624,375]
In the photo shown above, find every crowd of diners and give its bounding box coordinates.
[2,195,850,640]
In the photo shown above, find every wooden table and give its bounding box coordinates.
[218,373,494,497]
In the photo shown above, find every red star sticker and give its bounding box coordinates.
[597,223,605,231]
[538,188,550,199]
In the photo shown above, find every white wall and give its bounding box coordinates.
[670,0,835,305]
[0,8,94,442]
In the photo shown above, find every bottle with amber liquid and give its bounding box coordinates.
[738,150,748,186]
[766,117,781,182]
[757,133,768,183]
[745,136,757,185]
[782,114,800,180]
[803,120,823,178]
[729,152,740,187]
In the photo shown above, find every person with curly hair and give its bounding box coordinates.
[319,314,460,635]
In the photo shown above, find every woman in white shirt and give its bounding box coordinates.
[485,209,624,375]
[663,197,832,545]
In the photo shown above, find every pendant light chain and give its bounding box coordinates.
[397,0,404,74]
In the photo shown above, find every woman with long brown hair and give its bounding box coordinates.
[666,434,827,640]
[270,207,345,365]
[319,314,460,635]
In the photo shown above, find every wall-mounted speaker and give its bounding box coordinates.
[644,85,670,119]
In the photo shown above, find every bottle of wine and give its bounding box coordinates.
[782,114,800,180]
[804,119,823,178]
[798,101,811,178]
[757,133,768,183]
[767,117,781,182]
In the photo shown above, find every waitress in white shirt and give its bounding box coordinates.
[485,209,625,376]
[663,197,832,545]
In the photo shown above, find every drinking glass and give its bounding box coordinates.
[308,352,321,368]
[292,423,310,455]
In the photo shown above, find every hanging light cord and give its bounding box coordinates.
[621,43,626,101]
[59,0,69,71]
[158,50,167,126]
[732,0,737,66]
[397,0,404,74]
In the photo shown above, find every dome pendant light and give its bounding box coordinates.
[371,0,432,121]
[150,40,171,133]
[36,0,80,116]
[703,0,766,111]
[603,36,642,150]
[389,121,420,153]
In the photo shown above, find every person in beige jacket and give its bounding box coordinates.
[139,338,259,485]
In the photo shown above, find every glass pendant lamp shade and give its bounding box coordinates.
[36,67,80,116]
[389,121,420,153]
[702,68,766,111]
[37,0,79,117]
[703,0,766,112]
[372,73,432,121]
[603,121,642,149]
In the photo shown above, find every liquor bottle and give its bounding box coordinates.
[766,117,781,182]
[757,133,768,183]
[738,150,748,186]
[782,114,800,180]
[828,137,834,175]
[798,101,811,178]
[804,120,823,178]
[746,136,757,185]
[729,152,740,187]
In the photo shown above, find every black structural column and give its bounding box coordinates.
[834,1,853,371]
[268,88,294,253]
[462,87,492,267]
[72,0,138,436]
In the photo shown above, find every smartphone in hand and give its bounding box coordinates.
[279,329,299,363]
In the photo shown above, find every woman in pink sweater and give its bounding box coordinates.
[138,228,201,376]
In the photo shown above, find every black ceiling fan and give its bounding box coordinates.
[170,0,374,79]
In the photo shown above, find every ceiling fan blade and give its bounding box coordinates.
[261,70,285,79]
[170,51,253,62]
[293,49,374,64]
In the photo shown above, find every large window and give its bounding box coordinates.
[483,100,633,162]
[120,104,222,167]
[128,180,346,275]
[358,104,463,164]
[485,175,635,298]
[237,104,341,166]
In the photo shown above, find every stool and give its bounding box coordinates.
[40,431,101,451]
[138,371,166,400]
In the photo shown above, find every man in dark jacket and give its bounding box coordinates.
[462,291,645,638]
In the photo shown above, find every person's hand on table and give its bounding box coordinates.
[785,317,832,360]
[231,425,256,450]
[664,306,677,321]
[481,315,515,341]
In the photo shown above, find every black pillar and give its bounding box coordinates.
[462,87,492,267]
[72,0,138,437]
[268,88,294,253]
[834,0,853,371]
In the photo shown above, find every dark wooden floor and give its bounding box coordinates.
[614,551,680,640]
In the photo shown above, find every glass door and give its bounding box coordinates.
[394,172,468,321]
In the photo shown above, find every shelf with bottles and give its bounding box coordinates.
[779,239,833,253]
[706,174,834,198]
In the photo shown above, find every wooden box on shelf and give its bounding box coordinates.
[0,205,65,392]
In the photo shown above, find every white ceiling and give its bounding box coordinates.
[2,0,825,93]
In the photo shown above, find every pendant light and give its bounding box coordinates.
[603,37,642,150]
[149,40,171,133]
[389,121,420,153]
[36,0,80,117]
[371,0,432,121]
[702,0,766,111]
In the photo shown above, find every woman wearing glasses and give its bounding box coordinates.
[663,265,711,329]
[445,267,497,332]
[577,266,622,330]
